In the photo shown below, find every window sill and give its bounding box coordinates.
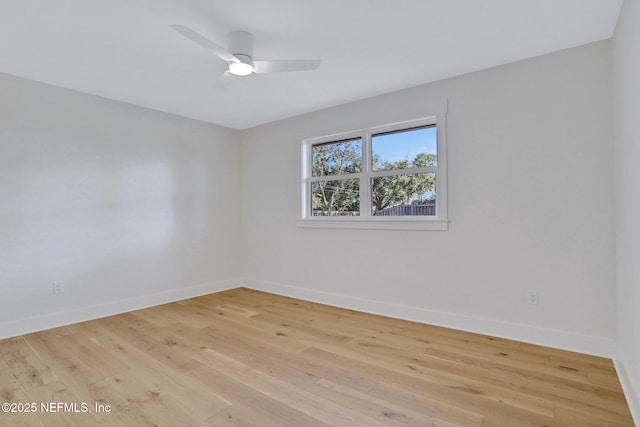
[296,218,449,231]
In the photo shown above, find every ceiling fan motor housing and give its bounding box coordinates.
[226,30,254,58]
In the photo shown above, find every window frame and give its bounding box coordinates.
[298,115,449,231]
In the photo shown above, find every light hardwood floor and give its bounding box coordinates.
[0,288,633,426]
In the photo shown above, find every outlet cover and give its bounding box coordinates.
[53,281,65,294]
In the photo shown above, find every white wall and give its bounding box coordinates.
[241,40,615,356]
[0,73,242,338]
[613,0,640,419]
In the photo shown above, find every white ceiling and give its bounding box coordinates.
[0,0,623,130]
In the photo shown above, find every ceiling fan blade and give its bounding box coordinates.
[170,24,238,63]
[253,59,321,74]
[213,70,235,90]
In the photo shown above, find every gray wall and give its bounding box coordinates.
[241,40,615,355]
[0,73,242,337]
[613,0,640,418]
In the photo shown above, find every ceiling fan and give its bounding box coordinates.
[171,25,321,77]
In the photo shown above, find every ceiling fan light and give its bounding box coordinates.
[229,61,254,76]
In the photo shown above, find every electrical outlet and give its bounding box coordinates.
[53,281,65,294]
[527,290,538,305]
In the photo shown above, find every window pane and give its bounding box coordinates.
[372,126,437,171]
[312,138,362,177]
[311,179,360,216]
[371,173,435,216]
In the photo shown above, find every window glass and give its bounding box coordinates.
[312,138,362,177]
[311,179,360,216]
[371,173,435,216]
[372,126,437,171]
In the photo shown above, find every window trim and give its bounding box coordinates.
[299,115,448,231]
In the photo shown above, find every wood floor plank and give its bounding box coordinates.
[339,335,627,416]
[79,322,233,420]
[191,364,331,427]
[0,336,57,388]
[306,377,483,427]
[0,287,633,426]
[90,370,211,427]
[194,348,391,427]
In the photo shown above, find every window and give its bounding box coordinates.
[300,116,448,230]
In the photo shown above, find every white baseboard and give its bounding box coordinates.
[614,358,640,425]
[243,278,616,359]
[0,278,240,340]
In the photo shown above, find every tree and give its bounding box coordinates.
[312,140,361,176]
[312,140,361,215]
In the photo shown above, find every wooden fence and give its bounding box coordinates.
[311,211,359,217]
[312,204,435,217]
[375,204,436,216]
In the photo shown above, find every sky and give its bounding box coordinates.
[372,126,437,165]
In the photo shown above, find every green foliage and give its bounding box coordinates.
[312,139,362,177]
[312,179,359,215]
[311,140,361,215]
[413,153,437,167]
